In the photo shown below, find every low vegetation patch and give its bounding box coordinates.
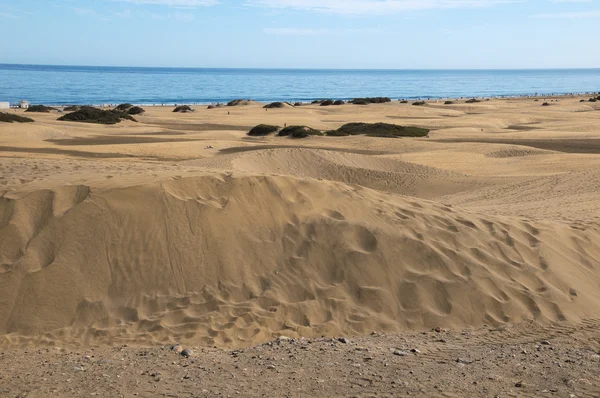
[412,101,426,106]
[326,122,429,138]
[0,112,34,123]
[127,106,145,115]
[589,98,598,102]
[248,124,280,136]
[333,100,345,105]
[227,99,255,106]
[294,102,303,107]
[278,125,324,138]
[115,103,133,112]
[349,97,391,105]
[264,102,286,109]
[399,100,409,104]
[63,105,80,111]
[444,101,454,105]
[465,98,481,104]
[25,105,56,113]
[173,105,193,113]
[320,99,334,106]
[58,106,136,124]
[542,102,551,106]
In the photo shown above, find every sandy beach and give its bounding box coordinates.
[2,96,600,396]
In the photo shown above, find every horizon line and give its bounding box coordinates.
[2,63,600,72]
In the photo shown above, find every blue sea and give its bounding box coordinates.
[0,64,599,105]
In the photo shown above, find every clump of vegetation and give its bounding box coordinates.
[173,105,193,113]
[227,99,254,106]
[311,100,323,104]
[278,125,323,138]
[115,103,133,112]
[264,102,286,109]
[534,99,539,102]
[589,98,598,102]
[596,95,600,100]
[320,99,334,106]
[58,106,136,124]
[580,99,586,103]
[248,124,280,136]
[127,106,145,115]
[326,122,429,138]
[0,112,34,123]
[349,97,391,105]
[412,101,426,106]
[25,105,56,113]
[294,102,303,107]
[465,98,481,104]
[400,100,409,104]
[333,100,345,105]
[542,102,551,106]
[444,101,454,105]
[63,105,80,111]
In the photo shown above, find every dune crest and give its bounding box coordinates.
[1,174,600,348]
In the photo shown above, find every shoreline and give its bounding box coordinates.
[4,92,599,108]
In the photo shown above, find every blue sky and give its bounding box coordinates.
[0,0,599,69]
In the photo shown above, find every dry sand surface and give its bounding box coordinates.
[1,97,600,396]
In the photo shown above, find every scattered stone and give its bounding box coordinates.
[338,337,350,344]
[393,350,409,356]
[411,348,421,354]
[171,344,183,354]
[515,381,524,388]
[181,349,193,358]
[266,365,276,370]
[540,340,551,345]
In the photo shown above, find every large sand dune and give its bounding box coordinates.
[2,97,600,348]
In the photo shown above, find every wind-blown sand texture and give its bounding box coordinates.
[1,96,600,351]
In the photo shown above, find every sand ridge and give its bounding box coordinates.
[1,96,600,348]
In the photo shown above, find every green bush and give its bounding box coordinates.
[311,100,323,104]
[63,105,80,111]
[25,105,56,113]
[248,124,280,136]
[264,102,286,109]
[580,99,586,103]
[173,105,193,113]
[589,98,597,102]
[444,101,454,105]
[333,100,345,105]
[0,112,34,123]
[400,100,409,104]
[115,103,133,111]
[320,99,334,106]
[349,97,391,105]
[127,106,145,115]
[326,122,429,138]
[58,106,136,124]
[294,102,303,107]
[278,125,323,138]
[227,99,254,106]
[465,98,481,103]
[542,102,550,106]
[412,101,426,106]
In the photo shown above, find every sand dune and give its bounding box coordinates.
[1,174,600,348]
[2,97,600,349]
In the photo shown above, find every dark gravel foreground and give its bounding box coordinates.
[1,320,600,397]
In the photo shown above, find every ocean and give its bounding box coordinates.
[0,64,599,105]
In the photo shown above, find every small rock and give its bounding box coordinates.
[171,344,183,354]
[338,337,350,344]
[181,349,193,358]
[266,365,276,370]
[411,348,421,354]
[540,340,551,345]
[393,350,409,357]
[515,381,524,388]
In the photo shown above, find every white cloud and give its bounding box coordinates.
[0,12,18,18]
[246,0,520,15]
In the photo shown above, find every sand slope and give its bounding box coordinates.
[2,174,600,347]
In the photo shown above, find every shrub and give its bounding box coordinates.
[115,103,133,111]
[399,100,409,104]
[173,105,193,113]
[294,102,303,107]
[444,101,454,105]
[311,100,323,104]
[542,102,550,106]
[264,102,286,109]
[412,101,426,106]
[580,99,586,103]
[596,96,600,101]
[278,125,323,138]
[58,106,136,124]
[63,105,80,111]
[248,124,280,136]
[25,105,55,113]
[465,98,481,103]
[333,100,345,105]
[227,99,254,106]
[327,122,429,138]
[349,97,391,105]
[127,106,145,115]
[0,112,34,123]
[320,99,334,106]
[534,99,539,102]
[589,98,597,102]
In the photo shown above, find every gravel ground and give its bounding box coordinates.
[2,320,600,398]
